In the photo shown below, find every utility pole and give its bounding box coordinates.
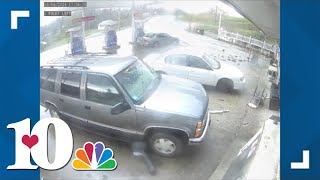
[218,8,222,35]
[215,6,218,24]
[118,8,121,31]
[131,0,136,42]
[81,7,86,52]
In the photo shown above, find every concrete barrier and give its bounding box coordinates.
[209,115,280,180]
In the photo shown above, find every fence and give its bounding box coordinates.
[218,30,280,60]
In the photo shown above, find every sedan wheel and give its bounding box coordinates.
[217,79,234,92]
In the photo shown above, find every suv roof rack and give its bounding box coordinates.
[64,52,112,57]
[79,52,111,56]
[40,65,89,70]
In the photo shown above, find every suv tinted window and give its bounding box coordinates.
[86,74,122,106]
[40,68,57,92]
[188,55,212,70]
[61,71,81,98]
[165,54,188,66]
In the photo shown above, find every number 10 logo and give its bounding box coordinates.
[7,118,73,170]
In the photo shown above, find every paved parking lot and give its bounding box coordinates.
[41,16,278,180]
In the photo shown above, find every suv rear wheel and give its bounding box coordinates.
[149,132,183,157]
[48,105,60,119]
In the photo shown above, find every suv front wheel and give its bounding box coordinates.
[149,132,183,157]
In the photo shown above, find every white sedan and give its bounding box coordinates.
[143,49,246,91]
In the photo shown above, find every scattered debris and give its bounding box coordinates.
[248,87,267,109]
[210,110,230,114]
[242,121,249,127]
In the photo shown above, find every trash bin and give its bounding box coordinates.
[199,29,204,35]
[196,28,204,35]
[269,83,280,110]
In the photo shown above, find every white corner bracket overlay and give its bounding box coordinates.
[11,11,30,30]
[291,150,310,169]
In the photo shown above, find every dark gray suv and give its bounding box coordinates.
[40,55,211,157]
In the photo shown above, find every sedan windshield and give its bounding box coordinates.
[145,33,155,38]
[115,60,160,104]
[202,54,221,69]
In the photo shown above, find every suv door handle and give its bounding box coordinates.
[84,105,91,110]
[59,98,64,102]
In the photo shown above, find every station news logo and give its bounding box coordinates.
[72,142,117,170]
[7,118,117,171]
[6,118,312,171]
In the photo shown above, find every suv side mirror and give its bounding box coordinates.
[111,101,130,115]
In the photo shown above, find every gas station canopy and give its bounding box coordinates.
[222,0,280,39]
[43,0,280,39]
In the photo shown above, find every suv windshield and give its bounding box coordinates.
[202,54,221,69]
[115,60,160,104]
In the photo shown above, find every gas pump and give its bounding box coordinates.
[99,20,120,54]
[130,20,145,52]
[134,20,145,42]
[66,26,86,55]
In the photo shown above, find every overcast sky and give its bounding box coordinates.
[161,1,241,16]
[41,1,241,27]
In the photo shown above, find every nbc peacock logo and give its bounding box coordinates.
[72,142,117,170]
